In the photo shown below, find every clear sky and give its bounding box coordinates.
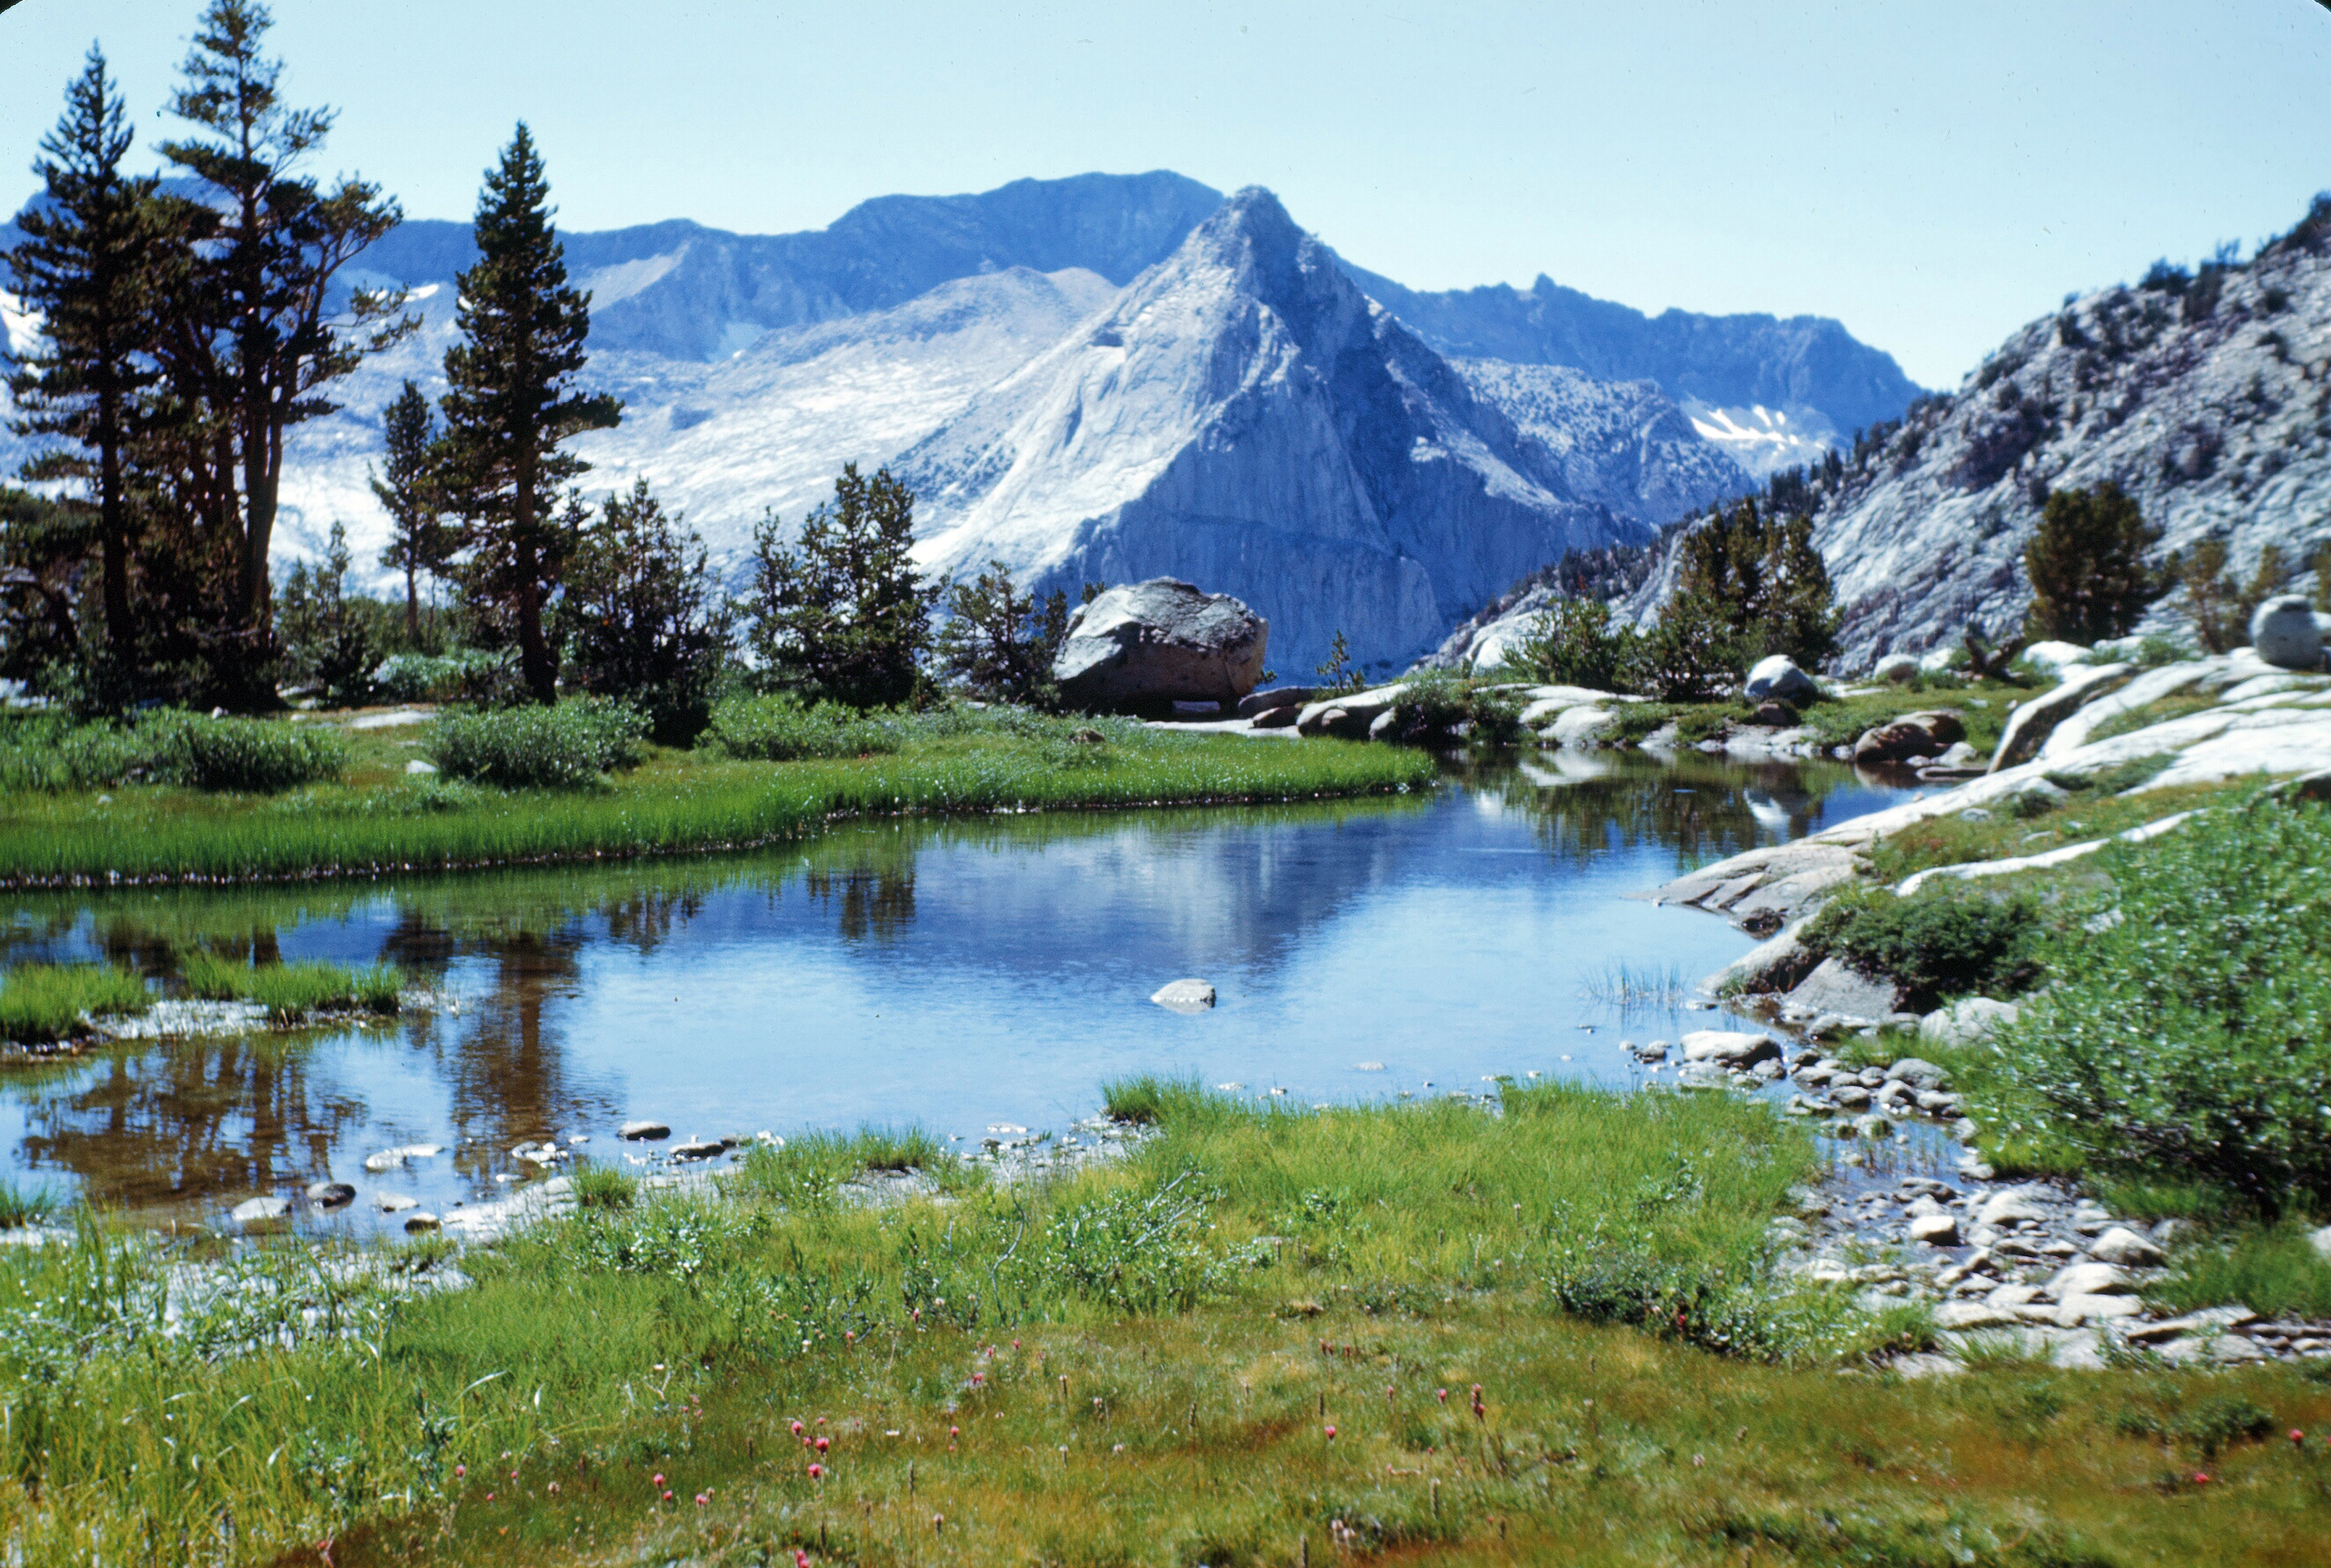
[4,0,2328,389]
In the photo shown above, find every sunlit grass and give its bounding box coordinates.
[178,951,404,1021]
[0,961,149,1042]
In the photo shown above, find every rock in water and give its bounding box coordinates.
[1150,978,1217,1013]
[305,1182,356,1210]
[670,1139,727,1161]
[1744,655,1817,703]
[1678,1030,1781,1067]
[403,1213,441,1233]
[230,1196,292,1226]
[2251,594,2324,670]
[620,1120,671,1141]
[1052,580,1267,712]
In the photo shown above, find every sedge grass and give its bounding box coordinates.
[2,1082,2328,1563]
[0,961,149,1042]
[179,951,404,1021]
[0,727,1433,887]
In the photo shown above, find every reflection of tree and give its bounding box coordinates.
[434,927,614,1178]
[1478,753,1871,872]
[13,1036,367,1211]
[805,866,917,944]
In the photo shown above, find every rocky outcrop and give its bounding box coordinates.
[1054,580,1268,711]
[1989,663,2132,770]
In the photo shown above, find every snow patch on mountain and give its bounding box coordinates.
[1679,400,1838,478]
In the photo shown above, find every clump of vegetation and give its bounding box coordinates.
[1980,799,2331,1213]
[179,951,403,1021]
[0,711,347,794]
[561,478,735,744]
[2169,536,2297,653]
[369,647,507,703]
[935,561,1089,707]
[427,695,647,788]
[1376,673,1524,747]
[746,465,940,709]
[0,1180,57,1230]
[1507,596,1633,690]
[2022,482,2166,643]
[1662,496,1839,673]
[570,1162,637,1211]
[1801,883,2043,1007]
[700,693,908,761]
[0,962,149,1042]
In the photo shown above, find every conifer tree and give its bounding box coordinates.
[437,124,620,703]
[2022,482,2163,644]
[747,465,938,707]
[5,47,165,668]
[370,380,451,642]
[935,561,1073,705]
[564,479,733,742]
[1668,498,1839,669]
[155,0,409,657]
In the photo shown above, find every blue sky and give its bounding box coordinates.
[4,1,2328,388]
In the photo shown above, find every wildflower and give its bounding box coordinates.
[484,1492,494,1502]
[815,1436,831,1453]
[663,1489,675,1502]
[653,1473,665,1487]
[548,1482,560,1495]
[2293,1429,2308,1448]
[1437,1388,1448,1405]
[1692,1455,1704,1467]
[455,1464,466,1479]
[807,1463,825,1479]
[796,1553,811,1568]
[1324,1424,1337,1440]
[949,1425,960,1438]
[696,1494,709,1507]
[2193,1473,2210,1485]
[790,1420,805,1436]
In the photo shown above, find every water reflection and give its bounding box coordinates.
[0,759,1924,1227]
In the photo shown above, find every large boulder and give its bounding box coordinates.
[1870,653,1921,684]
[1236,685,1315,718]
[1744,655,1818,703]
[2251,594,2325,671]
[1295,684,1406,738]
[1052,580,1268,712]
[1853,709,1965,764]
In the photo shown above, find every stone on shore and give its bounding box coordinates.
[1908,1213,1961,1246]
[1853,709,1965,764]
[2251,594,2324,671]
[305,1181,355,1209]
[403,1212,441,1233]
[1150,978,1217,1013]
[1920,998,2018,1048]
[1296,685,1406,738]
[1781,957,1900,1021]
[2048,1261,2133,1297]
[1744,655,1818,704]
[1052,579,1268,712]
[620,1120,671,1141]
[1872,653,1921,684]
[1237,685,1316,717]
[2088,1226,2166,1267]
[1679,1030,1781,1068]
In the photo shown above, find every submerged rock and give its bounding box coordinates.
[230,1196,291,1226]
[1150,978,1217,1013]
[305,1182,356,1210]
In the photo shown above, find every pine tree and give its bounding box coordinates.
[1668,498,1839,669]
[370,380,451,643]
[155,0,409,658]
[746,465,938,708]
[563,480,733,742]
[935,561,1071,705]
[437,123,620,703]
[4,47,165,669]
[2022,482,2164,643]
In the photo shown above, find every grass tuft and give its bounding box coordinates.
[0,962,149,1042]
[179,951,403,1021]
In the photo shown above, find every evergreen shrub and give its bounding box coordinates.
[428,697,646,788]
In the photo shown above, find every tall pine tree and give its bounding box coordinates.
[5,47,165,669]
[437,124,620,703]
[155,0,409,667]
[370,380,451,642]
[2022,482,2163,644]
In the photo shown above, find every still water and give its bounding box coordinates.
[1,753,1925,1230]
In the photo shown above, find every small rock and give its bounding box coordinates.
[1832,1084,1872,1109]
[2056,1293,2143,1327]
[230,1196,292,1226]
[1935,1300,2016,1329]
[2049,1261,2132,1297]
[305,1181,356,1209]
[1635,1040,1670,1061]
[1678,1030,1781,1068]
[1150,978,1217,1013]
[403,1213,441,1233]
[1882,1057,1949,1091]
[620,1121,671,1141]
[2251,594,2325,671]
[2088,1226,2166,1267]
[1976,1190,2051,1228]
[1872,653,1921,684]
[361,1143,445,1173]
[670,1139,726,1161]
[2310,1223,2331,1261]
[1908,1213,1961,1246]
[376,1194,419,1213]
[405,758,440,775]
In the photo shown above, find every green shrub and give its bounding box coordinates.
[571,1163,638,1211]
[1505,597,1634,690]
[144,711,346,792]
[372,649,507,704]
[0,963,149,1042]
[0,711,342,793]
[1543,1234,1880,1363]
[1980,800,2331,1211]
[428,697,648,788]
[700,693,908,761]
[1378,674,1524,747]
[1802,884,2042,1006]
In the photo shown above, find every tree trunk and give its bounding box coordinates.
[405,563,420,644]
[514,447,555,703]
[97,388,134,663]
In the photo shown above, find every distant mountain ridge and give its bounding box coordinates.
[3,168,1932,669]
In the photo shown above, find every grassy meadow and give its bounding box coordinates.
[0,705,1433,887]
[1,1082,2326,1566]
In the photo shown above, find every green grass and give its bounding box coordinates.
[1866,778,2245,881]
[0,709,1435,887]
[2151,1220,2331,1321]
[570,1162,638,1211]
[179,951,404,1021]
[4,1082,2329,1563]
[0,961,149,1042]
[0,1178,57,1228]
[1599,678,2025,754]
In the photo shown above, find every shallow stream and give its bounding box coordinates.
[1,753,1928,1231]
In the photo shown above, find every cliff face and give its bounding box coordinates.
[899,190,1743,672]
[1801,207,2331,666]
